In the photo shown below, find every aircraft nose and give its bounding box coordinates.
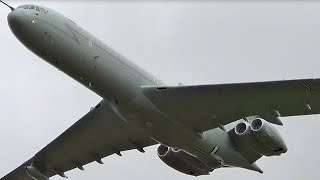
[7,9,31,40]
[7,10,24,32]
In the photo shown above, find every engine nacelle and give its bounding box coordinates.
[234,118,288,156]
[157,145,212,176]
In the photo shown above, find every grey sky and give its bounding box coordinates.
[0,1,320,180]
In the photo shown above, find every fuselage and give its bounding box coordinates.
[6,4,286,175]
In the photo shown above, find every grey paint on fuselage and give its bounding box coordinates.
[7,5,267,172]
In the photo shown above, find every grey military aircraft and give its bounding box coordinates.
[1,1,319,180]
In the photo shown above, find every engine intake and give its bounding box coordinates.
[158,145,169,156]
[235,122,249,135]
[251,118,263,131]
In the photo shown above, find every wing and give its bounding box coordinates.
[142,78,320,132]
[1,100,157,180]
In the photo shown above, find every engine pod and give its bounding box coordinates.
[157,145,212,176]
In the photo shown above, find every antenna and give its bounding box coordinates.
[0,0,15,11]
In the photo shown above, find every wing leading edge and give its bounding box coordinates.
[1,100,157,180]
[142,78,320,132]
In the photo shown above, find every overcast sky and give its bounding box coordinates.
[1,1,320,180]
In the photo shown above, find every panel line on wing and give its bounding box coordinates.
[299,80,320,96]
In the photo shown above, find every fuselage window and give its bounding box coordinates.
[29,6,35,10]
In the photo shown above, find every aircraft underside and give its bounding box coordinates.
[1,2,319,180]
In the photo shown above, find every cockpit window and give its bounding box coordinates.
[39,8,46,13]
[18,5,47,13]
[18,5,30,9]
